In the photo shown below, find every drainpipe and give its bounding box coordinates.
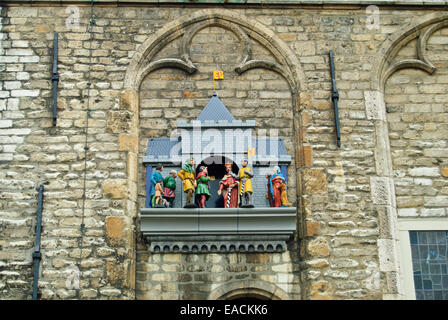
[32,185,44,300]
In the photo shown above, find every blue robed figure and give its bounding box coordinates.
[268,166,287,207]
[150,164,164,206]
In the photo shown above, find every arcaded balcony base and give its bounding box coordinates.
[140,207,297,253]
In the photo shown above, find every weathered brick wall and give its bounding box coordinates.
[0,4,446,300]
[385,29,448,219]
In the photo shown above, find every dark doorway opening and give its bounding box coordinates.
[196,156,239,208]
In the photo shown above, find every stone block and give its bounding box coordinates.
[120,89,138,112]
[245,253,270,264]
[424,196,448,207]
[364,91,386,121]
[103,179,128,199]
[305,220,319,237]
[370,177,395,206]
[303,169,327,194]
[11,90,39,97]
[307,237,330,257]
[309,281,331,300]
[421,208,446,217]
[107,111,131,133]
[106,260,124,286]
[408,167,440,177]
[297,145,312,168]
[99,287,121,297]
[441,168,448,178]
[105,216,125,246]
[377,239,397,273]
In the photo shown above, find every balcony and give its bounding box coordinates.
[140,207,297,253]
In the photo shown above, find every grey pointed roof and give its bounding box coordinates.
[196,92,235,122]
[145,138,180,157]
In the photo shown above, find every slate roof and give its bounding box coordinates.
[146,138,180,157]
[196,92,235,122]
[145,94,289,160]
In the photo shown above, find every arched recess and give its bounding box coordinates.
[121,9,309,298]
[208,280,291,300]
[368,12,448,299]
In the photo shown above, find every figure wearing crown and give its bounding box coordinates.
[217,163,239,208]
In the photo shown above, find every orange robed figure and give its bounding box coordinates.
[217,163,239,208]
[268,166,290,207]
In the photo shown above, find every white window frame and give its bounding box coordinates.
[398,218,448,300]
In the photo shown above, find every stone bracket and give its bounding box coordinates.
[147,236,289,253]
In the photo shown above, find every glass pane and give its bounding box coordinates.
[443,275,448,289]
[416,290,425,300]
[428,233,437,244]
[410,231,418,245]
[411,245,420,260]
[436,232,445,245]
[418,232,427,244]
[409,230,448,300]
[414,275,423,290]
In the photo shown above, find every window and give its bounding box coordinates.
[398,219,448,300]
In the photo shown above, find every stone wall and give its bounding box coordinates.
[386,30,448,220]
[136,250,300,300]
[0,3,447,300]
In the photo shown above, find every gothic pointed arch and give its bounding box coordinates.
[123,8,306,94]
[370,12,448,299]
[207,280,291,300]
[373,12,448,92]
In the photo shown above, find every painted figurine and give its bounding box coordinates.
[195,166,212,208]
[153,177,165,208]
[163,170,177,208]
[265,174,274,207]
[238,159,254,208]
[280,182,291,207]
[218,163,239,208]
[150,164,164,208]
[268,166,290,207]
[177,158,197,208]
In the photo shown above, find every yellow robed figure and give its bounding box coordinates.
[238,166,253,194]
[177,158,197,207]
[238,159,254,208]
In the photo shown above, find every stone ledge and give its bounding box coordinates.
[3,0,448,5]
[140,207,297,253]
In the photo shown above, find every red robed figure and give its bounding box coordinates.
[218,163,239,208]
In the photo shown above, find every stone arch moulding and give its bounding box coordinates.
[373,12,448,92]
[123,8,307,94]
[368,12,448,300]
[208,280,291,300]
